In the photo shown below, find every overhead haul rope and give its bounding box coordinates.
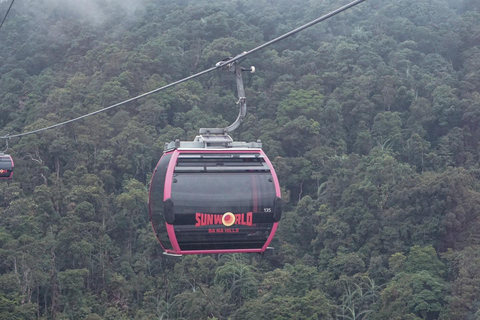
[0,0,16,32]
[0,0,366,140]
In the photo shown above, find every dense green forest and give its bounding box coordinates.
[1,0,480,318]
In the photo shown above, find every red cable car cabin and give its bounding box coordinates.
[148,143,281,255]
[0,154,14,180]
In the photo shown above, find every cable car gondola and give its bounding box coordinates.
[0,153,14,180]
[148,62,282,255]
[149,141,281,255]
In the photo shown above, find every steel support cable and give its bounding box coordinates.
[0,0,366,140]
[0,0,16,32]
[1,66,219,139]
[216,0,366,67]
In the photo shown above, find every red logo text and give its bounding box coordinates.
[195,212,253,227]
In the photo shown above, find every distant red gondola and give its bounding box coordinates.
[0,153,14,180]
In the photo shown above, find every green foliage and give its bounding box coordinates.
[0,0,478,318]
[337,276,381,320]
[278,89,324,120]
[232,289,334,320]
[214,255,258,304]
[374,246,447,319]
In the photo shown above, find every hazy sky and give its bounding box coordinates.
[2,0,150,26]
[50,0,148,21]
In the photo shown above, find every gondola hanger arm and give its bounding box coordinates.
[199,60,255,135]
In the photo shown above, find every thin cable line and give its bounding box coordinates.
[1,0,366,140]
[0,0,15,32]
[2,66,218,139]
[216,0,366,67]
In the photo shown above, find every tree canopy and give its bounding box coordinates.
[0,0,479,318]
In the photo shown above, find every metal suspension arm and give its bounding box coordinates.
[199,59,254,135]
[225,63,251,133]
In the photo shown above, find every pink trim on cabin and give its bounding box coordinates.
[155,236,166,251]
[0,155,14,180]
[262,222,278,251]
[261,150,281,197]
[160,148,280,255]
[162,150,181,251]
[176,149,260,153]
[147,157,166,251]
[166,223,181,252]
[10,156,14,179]
[165,248,266,255]
[163,150,178,199]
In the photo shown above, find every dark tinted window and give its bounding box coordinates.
[0,171,11,177]
[0,156,12,170]
[171,172,276,215]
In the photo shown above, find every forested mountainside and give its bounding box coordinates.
[1,0,480,319]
